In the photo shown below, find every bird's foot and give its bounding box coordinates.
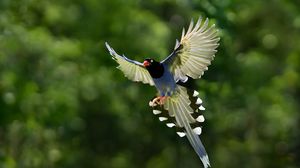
[158,96,168,105]
[149,96,168,107]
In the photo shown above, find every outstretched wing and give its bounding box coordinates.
[105,42,154,86]
[162,17,220,82]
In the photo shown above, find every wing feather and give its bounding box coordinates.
[162,17,220,81]
[105,42,154,86]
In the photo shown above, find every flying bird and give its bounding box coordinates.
[105,16,219,168]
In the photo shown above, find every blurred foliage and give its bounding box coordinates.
[0,0,300,168]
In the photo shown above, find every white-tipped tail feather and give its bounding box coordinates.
[153,110,161,115]
[199,105,205,111]
[166,123,176,128]
[149,85,210,167]
[196,115,205,122]
[163,86,210,168]
[158,117,168,121]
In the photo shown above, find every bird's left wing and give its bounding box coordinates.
[162,17,220,82]
[105,42,154,86]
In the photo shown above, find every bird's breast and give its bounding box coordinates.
[153,69,176,96]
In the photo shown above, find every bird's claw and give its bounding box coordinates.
[149,96,168,107]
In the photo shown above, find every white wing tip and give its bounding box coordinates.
[197,16,202,22]
[105,42,117,56]
[181,28,186,40]
[174,39,180,49]
[105,42,111,50]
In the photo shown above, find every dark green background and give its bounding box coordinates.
[0,0,299,167]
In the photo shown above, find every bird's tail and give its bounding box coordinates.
[149,85,210,168]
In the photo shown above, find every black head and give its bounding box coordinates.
[143,58,158,67]
[143,58,164,78]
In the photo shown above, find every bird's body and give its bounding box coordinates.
[105,16,219,168]
[145,61,176,96]
[153,69,176,96]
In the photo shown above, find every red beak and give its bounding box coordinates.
[143,60,150,67]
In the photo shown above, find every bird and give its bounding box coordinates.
[105,16,219,168]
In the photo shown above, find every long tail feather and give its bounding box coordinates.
[185,122,210,168]
[150,85,210,167]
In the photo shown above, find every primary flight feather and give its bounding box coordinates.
[105,16,219,168]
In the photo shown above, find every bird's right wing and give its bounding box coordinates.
[105,42,154,86]
[162,17,220,82]
[149,85,210,168]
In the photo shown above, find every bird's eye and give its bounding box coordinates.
[150,60,153,63]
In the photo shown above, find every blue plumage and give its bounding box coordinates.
[152,64,176,96]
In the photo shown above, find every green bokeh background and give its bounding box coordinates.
[0,0,299,167]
